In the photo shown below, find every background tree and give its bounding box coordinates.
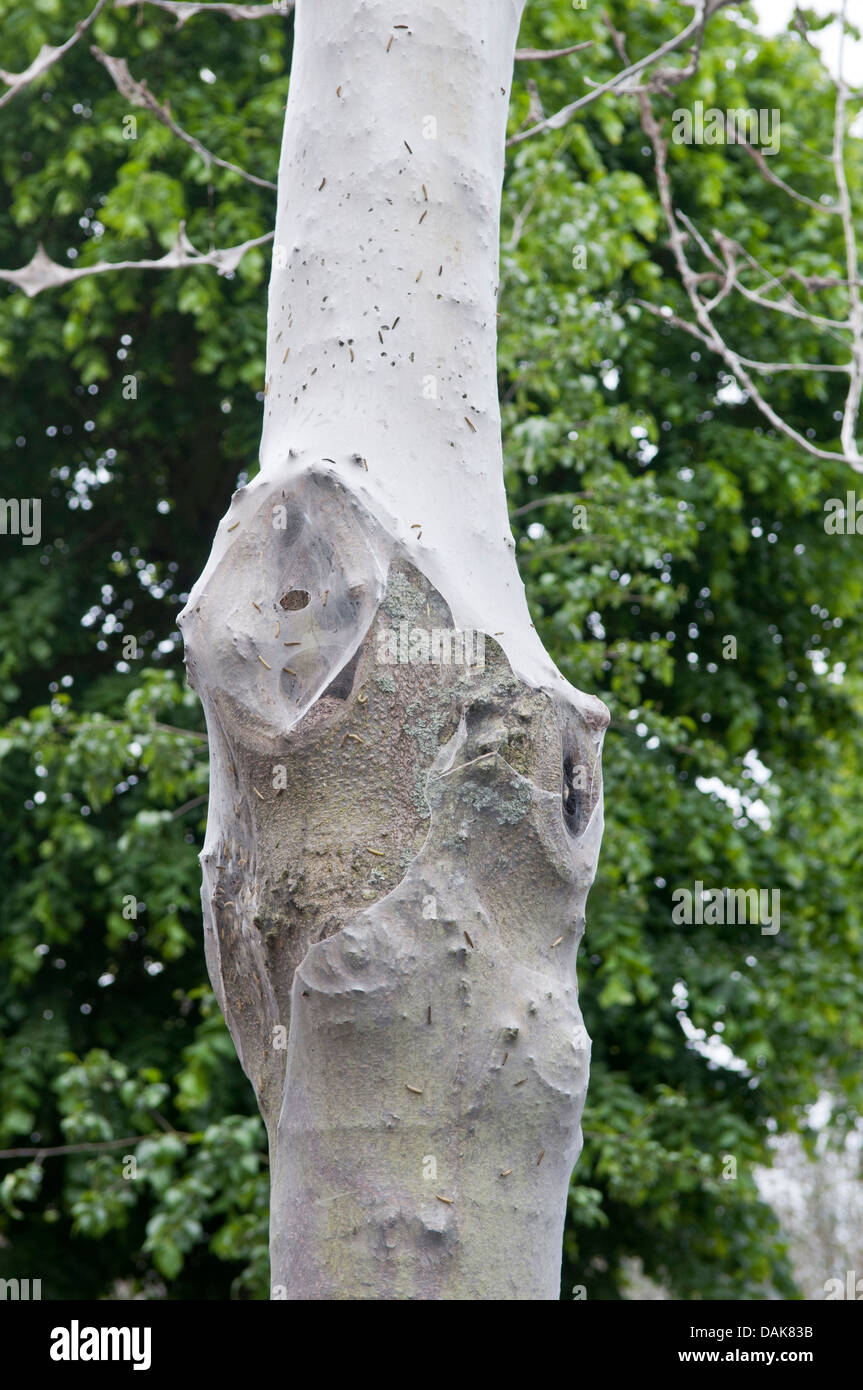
[0,0,861,1299]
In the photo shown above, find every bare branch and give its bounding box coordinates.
[525,78,545,127]
[91,46,277,190]
[0,0,108,110]
[112,0,289,25]
[153,721,207,740]
[510,492,593,517]
[667,213,852,345]
[0,1133,195,1160]
[738,138,839,216]
[708,227,853,334]
[0,223,274,299]
[171,792,208,818]
[79,716,207,741]
[702,248,737,314]
[623,19,863,472]
[786,269,863,293]
[634,300,852,373]
[833,0,863,459]
[514,42,594,61]
[507,0,736,147]
[731,356,851,375]
[676,209,724,269]
[506,184,541,251]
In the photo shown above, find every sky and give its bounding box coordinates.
[752,0,863,84]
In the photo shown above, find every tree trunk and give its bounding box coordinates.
[179,0,608,1300]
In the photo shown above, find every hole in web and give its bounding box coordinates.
[562,754,588,833]
[323,648,361,701]
[280,589,310,611]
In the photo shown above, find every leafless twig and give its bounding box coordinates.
[91,46,277,190]
[0,223,274,298]
[172,793,208,818]
[514,42,594,62]
[634,300,851,374]
[0,1133,194,1160]
[0,0,108,110]
[738,139,839,216]
[113,0,289,25]
[616,6,863,472]
[832,0,863,458]
[507,0,735,147]
[510,492,593,516]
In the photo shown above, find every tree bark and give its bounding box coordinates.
[179,0,608,1300]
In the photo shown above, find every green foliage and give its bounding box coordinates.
[0,0,860,1299]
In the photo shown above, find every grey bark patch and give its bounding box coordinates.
[181,470,606,1299]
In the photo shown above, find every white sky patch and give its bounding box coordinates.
[752,0,863,86]
[696,748,773,829]
[630,422,659,464]
[808,648,846,683]
[743,747,772,785]
[809,646,829,676]
[673,978,750,1074]
[754,1101,863,1264]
